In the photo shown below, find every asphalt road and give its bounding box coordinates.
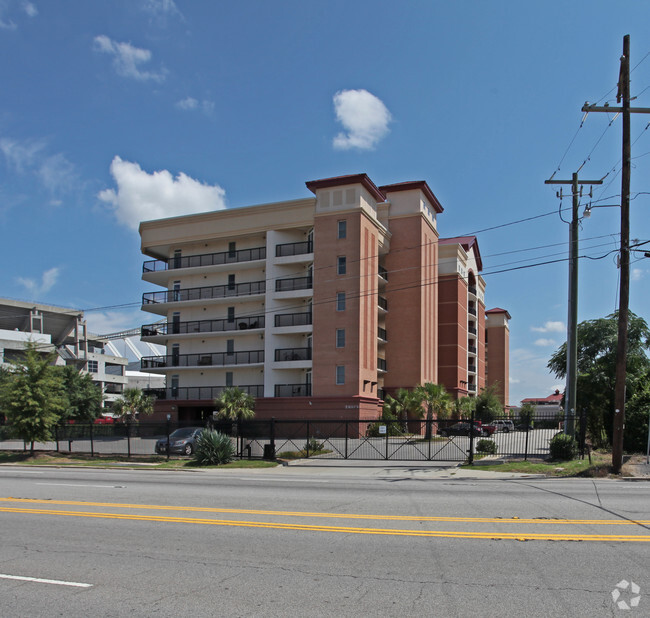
[0,464,648,617]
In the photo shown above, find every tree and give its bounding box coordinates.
[382,388,420,432]
[415,383,451,440]
[0,342,66,454]
[213,387,255,422]
[548,311,650,448]
[453,396,476,420]
[112,387,154,420]
[474,384,503,422]
[58,366,104,422]
[519,402,536,427]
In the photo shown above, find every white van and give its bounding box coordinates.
[492,420,515,433]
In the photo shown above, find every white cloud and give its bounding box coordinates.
[534,338,557,347]
[332,89,391,150]
[631,268,644,281]
[176,96,198,110]
[85,309,142,336]
[531,320,565,333]
[93,35,166,82]
[98,156,227,230]
[141,0,182,21]
[22,1,36,17]
[0,136,77,196]
[16,266,60,298]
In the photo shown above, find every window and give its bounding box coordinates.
[337,256,346,275]
[171,375,179,396]
[87,360,98,373]
[337,220,347,239]
[227,307,235,323]
[227,274,235,290]
[228,242,236,258]
[225,372,233,387]
[173,281,181,301]
[336,365,345,385]
[336,329,346,348]
[336,292,346,311]
[226,339,234,355]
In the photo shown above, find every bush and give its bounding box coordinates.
[193,430,235,466]
[476,439,498,455]
[305,437,324,451]
[549,433,578,461]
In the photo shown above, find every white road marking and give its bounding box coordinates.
[0,573,92,588]
[35,483,125,488]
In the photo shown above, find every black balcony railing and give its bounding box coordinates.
[275,240,313,258]
[378,296,388,311]
[377,357,387,371]
[468,326,477,335]
[142,280,265,304]
[274,384,312,397]
[468,364,477,373]
[275,276,312,292]
[274,348,312,362]
[145,385,264,400]
[142,316,265,337]
[274,312,312,327]
[468,345,477,354]
[378,266,388,281]
[468,307,477,316]
[143,246,266,273]
[468,285,477,296]
[377,327,387,341]
[141,350,264,369]
[468,383,477,392]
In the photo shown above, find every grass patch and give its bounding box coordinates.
[0,450,277,469]
[463,451,612,477]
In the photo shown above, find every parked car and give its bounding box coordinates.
[479,422,497,437]
[490,420,515,433]
[155,426,204,456]
[439,422,482,437]
[515,423,534,431]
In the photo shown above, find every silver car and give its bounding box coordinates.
[155,426,204,456]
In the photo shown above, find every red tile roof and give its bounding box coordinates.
[305,174,386,203]
[378,181,444,213]
[439,236,483,271]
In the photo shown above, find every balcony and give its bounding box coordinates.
[468,285,477,296]
[468,307,477,317]
[146,385,264,400]
[468,344,477,355]
[142,315,265,338]
[468,326,477,335]
[468,363,477,373]
[275,276,312,293]
[142,280,266,307]
[378,266,388,282]
[275,240,313,258]
[274,384,312,397]
[378,296,388,312]
[377,327,387,341]
[141,350,264,370]
[377,357,387,372]
[274,347,312,362]
[468,383,477,393]
[274,312,312,328]
[143,246,266,273]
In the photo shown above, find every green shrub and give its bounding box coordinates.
[549,433,578,461]
[193,430,235,466]
[476,439,498,455]
[305,437,324,452]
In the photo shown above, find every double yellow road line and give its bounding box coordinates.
[1,498,648,542]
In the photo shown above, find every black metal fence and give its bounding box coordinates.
[0,413,580,463]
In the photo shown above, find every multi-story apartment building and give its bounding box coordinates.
[139,174,509,424]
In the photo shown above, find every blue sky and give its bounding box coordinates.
[1,1,649,406]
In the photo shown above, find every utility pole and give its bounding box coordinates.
[582,35,650,472]
[545,174,602,437]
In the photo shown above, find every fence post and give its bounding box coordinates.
[345,421,349,459]
[468,411,475,464]
[524,422,530,461]
[55,424,59,453]
[166,417,171,461]
[90,422,94,458]
[385,423,389,460]
[306,420,310,458]
[126,416,132,459]
[428,419,432,461]
[270,417,276,457]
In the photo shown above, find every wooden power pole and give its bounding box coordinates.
[582,35,650,472]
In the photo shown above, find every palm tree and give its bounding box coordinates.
[112,387,154,420]
[214,387,255,456]
[454,395,476,420]
[383,388,420,433]
[415,382,451,440]
[213,387,255,422]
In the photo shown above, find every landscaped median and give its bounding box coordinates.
[0,451,278,470]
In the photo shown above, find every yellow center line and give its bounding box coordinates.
[1,497,647,526]
[1,506,649,542]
